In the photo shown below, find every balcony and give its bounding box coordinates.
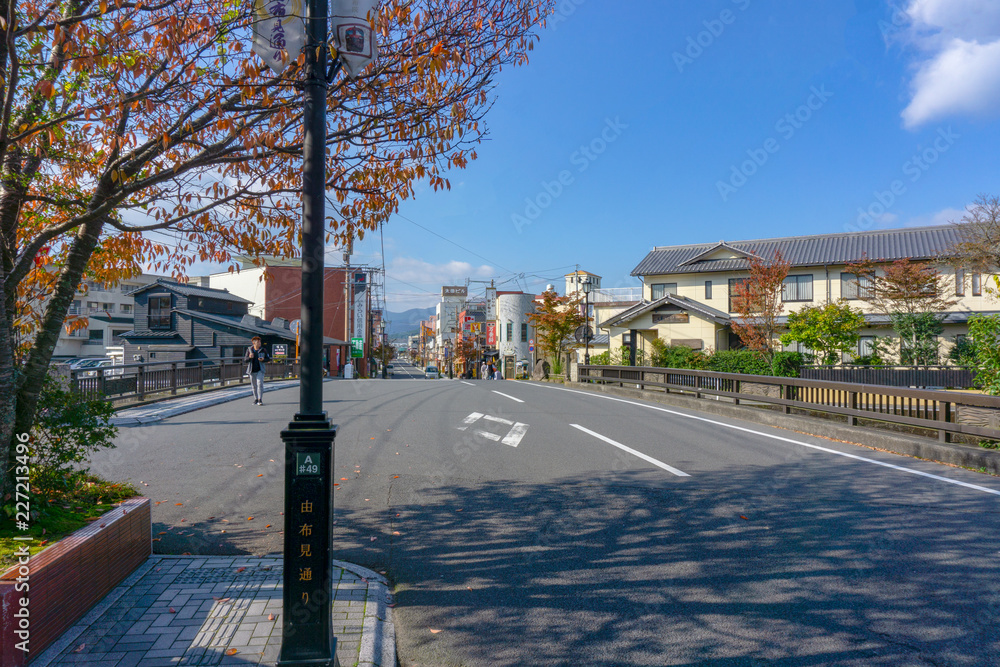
[590,287,643,304]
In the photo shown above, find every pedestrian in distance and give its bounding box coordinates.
[244,336,270,405]
[480,361,487,380]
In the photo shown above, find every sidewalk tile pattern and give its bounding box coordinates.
[40,557,371,666]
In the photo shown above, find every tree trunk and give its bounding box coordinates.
[8,218,104,493]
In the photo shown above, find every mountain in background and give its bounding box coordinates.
[385,307,435,338]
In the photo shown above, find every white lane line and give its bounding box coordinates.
[483,414,514,426]
[461,381,475,386]
[571,424,690,477]
[492,391,524,403]
[502,422,530,447]
[540,384,1000,497]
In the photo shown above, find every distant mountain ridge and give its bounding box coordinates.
[385,307,434,337]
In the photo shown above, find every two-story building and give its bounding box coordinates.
[603,225,997,364]
[119,279,343,369]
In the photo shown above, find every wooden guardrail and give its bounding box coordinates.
[579,365,1000,443]
[67,359,300,406]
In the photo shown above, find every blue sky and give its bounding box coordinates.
[348,0,1000,309]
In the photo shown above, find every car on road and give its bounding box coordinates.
[424,366,439,379]
[386,364,394,376]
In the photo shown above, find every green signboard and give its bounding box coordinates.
[351,337,364,358]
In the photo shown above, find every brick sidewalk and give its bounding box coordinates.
[34,556,395,667]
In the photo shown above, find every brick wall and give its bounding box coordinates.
[0,497,151,666]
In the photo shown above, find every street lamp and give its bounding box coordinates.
[581,276,592,365]
[380,321,387,378]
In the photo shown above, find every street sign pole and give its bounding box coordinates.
[278,0,339,661]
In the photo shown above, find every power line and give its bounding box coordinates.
[394,212,515,274]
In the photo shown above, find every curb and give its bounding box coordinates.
[332,560,397,667]
[554,381,1000,475]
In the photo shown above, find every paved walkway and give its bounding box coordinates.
[35,556,396,667]
[110,379,308,426]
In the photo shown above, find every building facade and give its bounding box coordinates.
[604,225,997,363]
[496,291,537,378]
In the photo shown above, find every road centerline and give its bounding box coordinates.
[571,424,690,477]
[492,390,524,403]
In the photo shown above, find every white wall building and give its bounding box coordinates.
[496,291,536,378]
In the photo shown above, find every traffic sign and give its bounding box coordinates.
[529,345,534,352]
[290,319,301,334]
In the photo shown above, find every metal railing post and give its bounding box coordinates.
[137,363,145,401]
[199,361,205,391]
[170,362,178,395]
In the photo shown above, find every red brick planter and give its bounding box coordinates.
[0,497,150,666]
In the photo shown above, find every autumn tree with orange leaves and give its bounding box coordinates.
[729,251,791,356]
[0,0,555,496]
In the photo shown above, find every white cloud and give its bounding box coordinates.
[385,257,495,310]
[896,205,967,228]
[899,0,1000,127]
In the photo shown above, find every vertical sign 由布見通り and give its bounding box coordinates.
[252,0,306,74]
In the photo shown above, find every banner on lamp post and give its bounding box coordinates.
[252,0,306,74]
[330,0,379,77]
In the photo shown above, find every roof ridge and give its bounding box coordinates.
[651,223,961,251]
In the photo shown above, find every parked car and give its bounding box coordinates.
[386,364,394,376]
[424,366,439,379]
[80,359,117,377]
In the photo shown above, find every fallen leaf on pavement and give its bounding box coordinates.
[158,531,168,535]
[169,607,176,613]
[257,474,264,477]
[370,536,377,541]
[740,515,749,520]
[268,613,275,621]
[270,459,275,462]
[175,503,183,506]
[226,649,238,656]
[392,531,400,535]
[247,517,254,521]
[213,596,231,602]
[237,567,246,573]
[341,478,348,481]
[265,524,271,528]
[72,644,85,653]
[392,475,399,478]
[429,629,441,634]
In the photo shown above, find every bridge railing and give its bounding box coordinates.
[67,359,300,406]
[578,365,1000,443]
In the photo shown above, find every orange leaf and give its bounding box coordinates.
[237,567,245,573]
[265,524,272,528]
[169,607,176,613]
[429,628,441,634]
[257,474,264,477]
[175,503,183,506]
[740,515,749,520]
[226,648,238,656]
[247,517,254,521]
[268,613,275,621]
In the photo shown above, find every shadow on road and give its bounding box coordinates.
[329,463,1000,667]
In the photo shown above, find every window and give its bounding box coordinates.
[521,323,528,342]
[841,273,872,300]
[705,281,712,300]
[88,329,104,341]
[102,302,114,313]
[148,295,171,329]
[622,332,632,346]
[69,300,81,315]
[506,322,513,342]
[973,272,982,296]
[781,275,814,302]
[650,283,677,300]
[858,335,876,358]
[728,278,746,312]
[120,304,132,314]
[955,269,965,297]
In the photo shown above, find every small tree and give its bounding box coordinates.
[846,257,958,366]
[526,289,586,372]
[730,251,791,356]
[454,337,478,374]
[781,301,866,365]
[967,314,1000,395]
[949,194,1000,273]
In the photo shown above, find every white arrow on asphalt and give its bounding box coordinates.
[457,412,528,447]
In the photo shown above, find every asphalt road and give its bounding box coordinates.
[93,363,1000,666]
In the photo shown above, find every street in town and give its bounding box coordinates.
[89,364,1000,666]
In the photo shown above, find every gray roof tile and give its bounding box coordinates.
[632,225,966,276]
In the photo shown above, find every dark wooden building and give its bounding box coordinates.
[120,279,344,368]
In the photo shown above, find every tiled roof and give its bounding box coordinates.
[127,278,252,304]
[632,225,966,276]
[602,294,731,328]
[119,330,180,339]
[176,309,347,345]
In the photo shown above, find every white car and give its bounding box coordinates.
[80,359,117,377]
[424,366,440,379]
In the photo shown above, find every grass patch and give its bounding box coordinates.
[0,474,137,572]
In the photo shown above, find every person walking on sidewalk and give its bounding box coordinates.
[244,336,270,405]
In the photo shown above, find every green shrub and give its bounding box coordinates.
[650,339,710,370]
[948,335,976,369]
[708,350,772,375]
[28,374,118,496]
[590,351,610,365]
[771,351,805,377]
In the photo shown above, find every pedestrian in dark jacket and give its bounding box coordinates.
[244,337,270,405]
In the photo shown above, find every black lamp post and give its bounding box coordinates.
[582,276,592,365]
[380,322,387,378]
[277,0,339,663]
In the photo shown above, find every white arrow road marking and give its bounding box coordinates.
[571,424,690,477]
[492,391,524,403]
[457,412,529,447]
[502,422,530,447]
[457,412,485,431]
